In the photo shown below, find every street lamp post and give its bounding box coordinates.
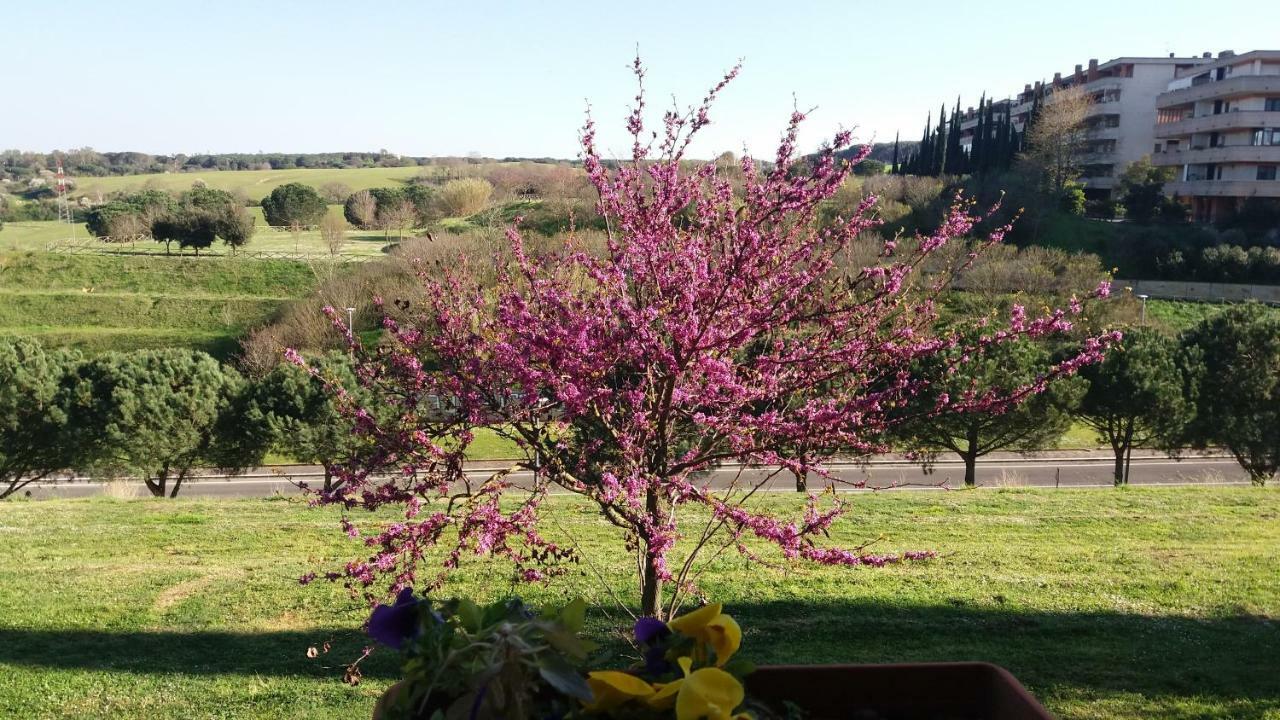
[1137,294,1149,326]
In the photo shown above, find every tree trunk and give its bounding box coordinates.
[169,473,185,498]
[144,468,168,497]
[639,489,664,618]
[963,454,977,487]
[1112,445,1126,485]
[793,468,807,493]
[963,425,979,487]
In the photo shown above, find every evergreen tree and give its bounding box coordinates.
[944,96,964,174]
[931,104,947,175]
[891,132,900,175]
[972,95,986,175]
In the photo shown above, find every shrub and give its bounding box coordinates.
[436,178,493,217]
[344,189,378,228]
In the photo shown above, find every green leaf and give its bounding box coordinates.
[456,599,483,633]
[543,627,596,659]
[537,656,594,702]
[559,598,587,633]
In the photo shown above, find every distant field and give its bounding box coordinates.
[1,212,402,258]
[0,252,318,359]
[62,166,435,203]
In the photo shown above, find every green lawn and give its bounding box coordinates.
[0,487,1275,719]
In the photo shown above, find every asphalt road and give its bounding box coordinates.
[20,455,1251,500]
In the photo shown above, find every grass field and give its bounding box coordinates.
[0,487,1275,719]
[1,209,403,258]
[0,252,318,358]
[60,166,434,204]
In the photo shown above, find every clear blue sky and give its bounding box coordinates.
[4,0,1272,160]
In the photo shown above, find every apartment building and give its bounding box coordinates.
[957,55,1213,198]
[1152,50,1280,222]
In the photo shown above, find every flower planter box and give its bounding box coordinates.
[746,663,1053,720]
[376,663,1053,720]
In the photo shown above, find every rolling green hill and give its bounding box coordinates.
[61,166,435,202]
[0,252,318,359]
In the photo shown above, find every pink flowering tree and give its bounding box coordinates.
[297,60,1117,619]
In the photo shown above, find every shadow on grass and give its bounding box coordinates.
[0,601,1276,712]
[731,600,1280,714]
[0,626,400,680]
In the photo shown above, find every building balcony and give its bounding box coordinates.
[1152,144,1280,166]
[1083,126,1120,140]
[1164,179,1280,198]
[1154,110,1280,138]
[1157,74,1280,108]
[1081,176,1117,189]
[1084,102,1122,118]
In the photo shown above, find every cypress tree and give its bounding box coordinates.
[944,96,963,175]
[972,95,986,176]
[931,104,947,176]
[891,132,900,175]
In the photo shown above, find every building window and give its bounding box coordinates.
[1259,166,1279,181]
[1266,98,1280,111]
[1253,129,1280,146]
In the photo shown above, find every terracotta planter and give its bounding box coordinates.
[375,662,1054,720]
[746,663,1053,720]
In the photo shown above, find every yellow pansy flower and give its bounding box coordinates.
[668,603,742,666]
[675,666,746,720]
[583,670,655,711]
[648,657,693,709]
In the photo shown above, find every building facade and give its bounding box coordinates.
[1152,50,1280,222]
[958,55,1213,198]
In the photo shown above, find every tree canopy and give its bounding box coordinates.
[897,333,1082,486]
[0,339,82,499]
[1181,304,1280,485]
[1073,327,1199,484]
[261,182,328,228]
[64,349,249,497]
[250,353,376,493]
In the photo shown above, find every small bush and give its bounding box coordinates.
[436,178,494,217]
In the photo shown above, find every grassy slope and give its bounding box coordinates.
[0,252,317,358]
[0,488,1275,719]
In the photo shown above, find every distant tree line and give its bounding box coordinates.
[0,149,577,182]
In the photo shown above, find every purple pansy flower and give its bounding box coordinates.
[367,587,420,649]
[634,617,672,674]
[634,617,670,645]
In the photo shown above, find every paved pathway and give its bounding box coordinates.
[21,452,1250,499]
